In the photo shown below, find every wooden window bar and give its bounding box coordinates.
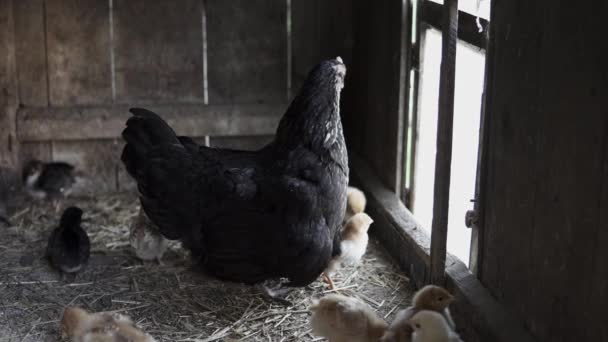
[429,0,459,285]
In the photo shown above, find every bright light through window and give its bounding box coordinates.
[412,27,485,265]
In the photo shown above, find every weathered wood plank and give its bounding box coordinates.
[0,0,19,168]
[17,104,285,141]
[19,142,52,166]
[209,135,274,150]
[592,122,608,341]
[479,0,608,340]
[348,0,404,193]
[429,0,458,286]
[478,0,544,321]
[291,0,319,96]
[113,0,204,103]
[46,0,111,105]
[52,139,121,194]
[446,263,536,342]
[13,0,48,106]
[291,0,354,95]
[206,0,287,104]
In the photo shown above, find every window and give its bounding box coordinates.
[404,0,489,267]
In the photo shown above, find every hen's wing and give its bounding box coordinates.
[136,143,260,242]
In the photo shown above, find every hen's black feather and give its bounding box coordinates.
[121,58,349,286]
[47,207,90,274]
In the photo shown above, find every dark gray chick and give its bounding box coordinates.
[22,159,77,211]
[46,206,90,276]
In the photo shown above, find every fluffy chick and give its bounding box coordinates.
[323,213,374,289]
[61,306,156,342]
[379,307,416,342]
[47,207,90,275]
[412,285,456,329]
[130,207,168,263]
[22,159,81,212]
[380,285,456,342]
[408,310,462,342]
[344,186,367,223]
[310,294,388,342]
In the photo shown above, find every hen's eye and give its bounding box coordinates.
[438,297,444,301]
[415,323,421,329]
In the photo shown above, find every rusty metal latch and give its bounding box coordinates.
[465,210,477,228]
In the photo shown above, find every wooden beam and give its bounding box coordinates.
[350,152,536,342]
[0,0,19,168]
[420,0,488,49]
[468,0,496,276]
[16,104,285,142]
[429,0,458,286]
[446,263,537,342]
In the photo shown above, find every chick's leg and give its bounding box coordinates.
[322,272,336,290]
[53,199,61,213]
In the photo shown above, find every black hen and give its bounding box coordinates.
[47,207,90,274]
[121,57,348,287]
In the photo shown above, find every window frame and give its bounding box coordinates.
[402,0,490,278]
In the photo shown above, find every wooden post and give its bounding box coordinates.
[429,0,458,286]
[0,0,19,169]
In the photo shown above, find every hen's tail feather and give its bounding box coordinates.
[121,108,181,178]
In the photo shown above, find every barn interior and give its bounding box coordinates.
[0,0,606,341]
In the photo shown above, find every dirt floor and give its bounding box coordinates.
[0,193,414,341]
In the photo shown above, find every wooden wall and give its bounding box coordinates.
[343,0,407,195]
[478,0,608,340]
[0,0,354,193]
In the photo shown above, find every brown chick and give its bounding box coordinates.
[310,294,388,342]
[323,213,374,289]
[344,186,367,223]
[129,207,168,264]
[61,306,156,342]
[380,285,456,342]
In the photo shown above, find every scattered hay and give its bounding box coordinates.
[0,193,414,341]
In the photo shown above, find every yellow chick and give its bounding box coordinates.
[61,306,157,342]
[412,285,455,329]
[408,310,463,342]
[129,207,168,264]
[344,186,367,223]
[323,213,374,289]
[380,285,456,342]
[310,294,388,342]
